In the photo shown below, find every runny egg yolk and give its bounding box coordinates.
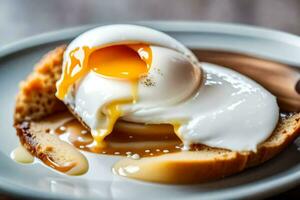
[56,44,152,147]
[56,44,152,100]
[89,45,151,80]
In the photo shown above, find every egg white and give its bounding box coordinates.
[61,24,279,152]
[63,24,198,70]
[122,63,279,151]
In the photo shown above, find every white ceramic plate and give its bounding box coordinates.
[1,22,300,200]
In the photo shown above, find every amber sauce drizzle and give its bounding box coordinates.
[55,119,182,158]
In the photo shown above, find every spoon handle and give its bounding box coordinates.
[194,50,300,112]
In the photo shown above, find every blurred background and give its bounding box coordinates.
[1,0,300,46]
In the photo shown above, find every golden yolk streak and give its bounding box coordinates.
[170,121,185,143]
[56,44,153,147]
[172,123,181,137]
[91,98,132,148]
[56,46,92,100]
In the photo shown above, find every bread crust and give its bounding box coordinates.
[13,47,300,183]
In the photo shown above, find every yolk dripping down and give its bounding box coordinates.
[56,44,152,147]
[91,99,133,148]
[89,45,151,79]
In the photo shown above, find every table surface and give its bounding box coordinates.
[1,0,300,199]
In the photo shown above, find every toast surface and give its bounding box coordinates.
[13,47,300,183]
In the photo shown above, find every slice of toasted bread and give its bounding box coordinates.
[113,112,300,183]
[14,45,67,124]
[13,47,300,183]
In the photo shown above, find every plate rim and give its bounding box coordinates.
[2,21,300,64]
[1,21,300,200]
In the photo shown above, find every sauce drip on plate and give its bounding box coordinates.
[55,119,182,157]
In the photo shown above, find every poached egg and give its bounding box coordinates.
[56,24,279,152]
